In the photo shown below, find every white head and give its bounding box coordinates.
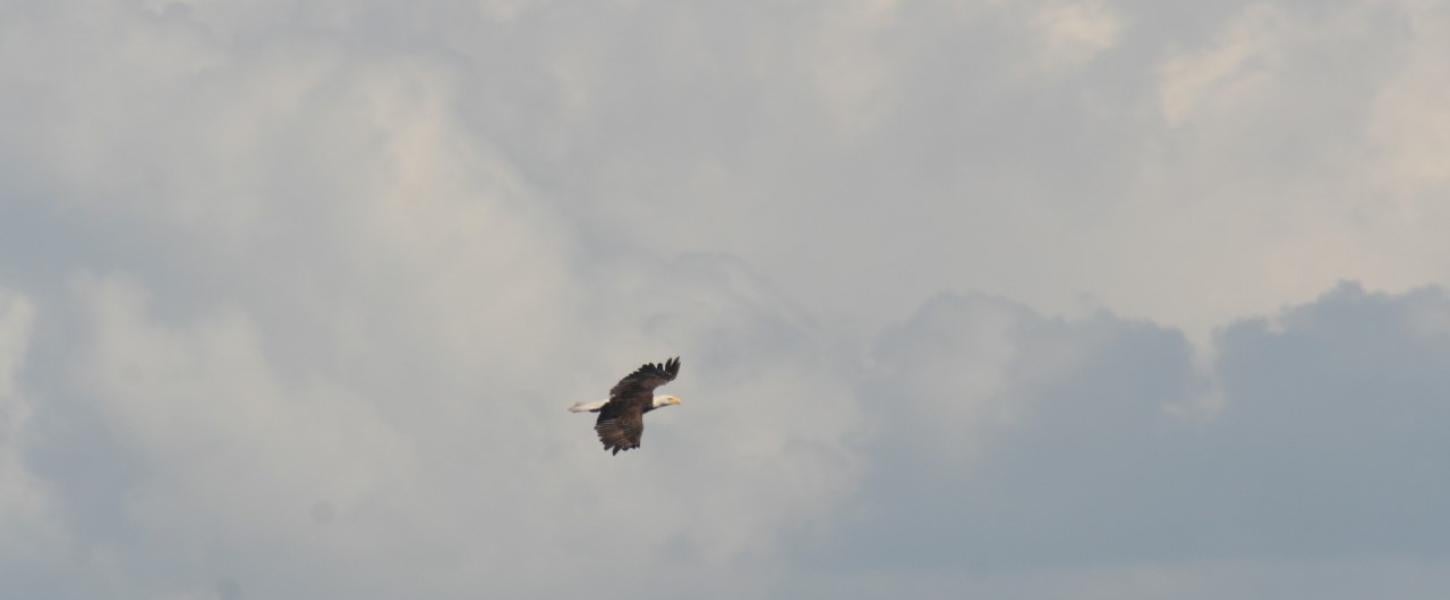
[652,395,683,409]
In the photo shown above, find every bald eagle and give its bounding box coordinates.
[568,357,682,455]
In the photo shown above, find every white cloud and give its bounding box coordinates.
[1368,2,1450,196]
[1157,4,1285,126]
[0,3,864,594]
[1035,1,1123,69]
[65,275,415,598]
[0,291,63,576]
[11,262,862,598]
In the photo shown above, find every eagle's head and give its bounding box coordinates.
[653,395,683,408]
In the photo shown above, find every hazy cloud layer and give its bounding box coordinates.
[2,0,1448,598]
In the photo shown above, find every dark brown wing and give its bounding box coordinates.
[594,403,645,455]
[608,357,681,400]
[593,357,680,455]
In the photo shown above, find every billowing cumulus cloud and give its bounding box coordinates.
[1,0,1447,598]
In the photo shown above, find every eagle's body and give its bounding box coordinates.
[569,357,681,455]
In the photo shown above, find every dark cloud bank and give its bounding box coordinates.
[779,282,1450,598]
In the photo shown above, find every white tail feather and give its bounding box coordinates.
[568,399,609,413]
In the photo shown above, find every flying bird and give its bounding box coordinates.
[569,357,682,455]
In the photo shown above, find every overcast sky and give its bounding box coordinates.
[2,1,1449,598]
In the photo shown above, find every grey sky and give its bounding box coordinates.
[2,1,1448,598]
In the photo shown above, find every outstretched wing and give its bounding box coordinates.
[594,404,645,455]
[608,356,681,400]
